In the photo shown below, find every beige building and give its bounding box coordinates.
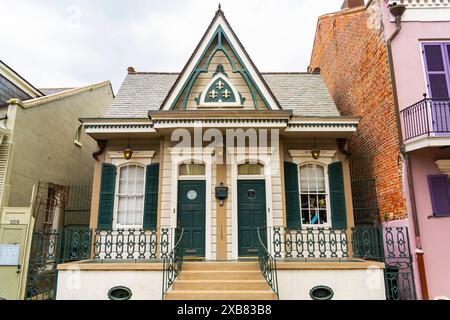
[55,8,387,300]
[0,59,113,300]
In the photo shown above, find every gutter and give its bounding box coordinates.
[385,2,429,300]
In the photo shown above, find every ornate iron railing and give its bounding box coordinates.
[352,225,416,300]
[93,228,171,260]
[162,229,184,298]
[269,227,349,259]
[265,225,416,300]
[25,227,174,300]
[352,226,384,261]
[400,98,450,141]
[257,227,279,299]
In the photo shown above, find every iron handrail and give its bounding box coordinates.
[161,228,184,299]
[256,227,279,299]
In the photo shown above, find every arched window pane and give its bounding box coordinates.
[238,163,264,175]
[179,164,205,176]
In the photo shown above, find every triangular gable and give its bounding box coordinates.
[160,8,281,111]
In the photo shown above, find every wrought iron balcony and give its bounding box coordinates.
[400,98,450,141]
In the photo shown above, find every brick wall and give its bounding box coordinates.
[309,1,406,220]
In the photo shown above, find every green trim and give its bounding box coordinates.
[170,26,271,110]
[213,64,228,77]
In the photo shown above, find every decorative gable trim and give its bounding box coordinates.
[160,9,281,111]
[197,73,241,107]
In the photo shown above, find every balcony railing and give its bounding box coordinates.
[400,98,450,141]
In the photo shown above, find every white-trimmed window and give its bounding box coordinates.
[116,164,145,226]
[108,150,155,228]
[299,164,328,225]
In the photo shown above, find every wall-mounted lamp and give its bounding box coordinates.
[311,137,320,160]
[123,138,133,160]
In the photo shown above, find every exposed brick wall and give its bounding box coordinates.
[309,1,406,220]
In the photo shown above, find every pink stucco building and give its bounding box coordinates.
[382,0,450,300]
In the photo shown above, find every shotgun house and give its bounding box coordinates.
[58,8,386,300]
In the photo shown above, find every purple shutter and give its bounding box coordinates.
[428,175,450,216]
[423,43,450,98]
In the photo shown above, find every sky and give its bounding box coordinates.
[0,0,343,93]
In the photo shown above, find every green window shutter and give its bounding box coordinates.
[284,161,301,229]
[98,163,116,230]
[328,162,347,230]
[143,163,160,230]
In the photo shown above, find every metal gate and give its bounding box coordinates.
[353,225,416,300]
[25,181,92,300]
[382,226,416,300]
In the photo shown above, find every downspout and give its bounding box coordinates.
[385,3,429,299]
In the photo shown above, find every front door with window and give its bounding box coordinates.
[177,180,206,257]
[237,180,267,257]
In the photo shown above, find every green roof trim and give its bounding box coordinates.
[170,26,271,110]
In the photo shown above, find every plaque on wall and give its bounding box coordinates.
[0,244,20,266]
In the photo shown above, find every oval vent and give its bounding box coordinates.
[309,285,334,300]
[107,286,132,300]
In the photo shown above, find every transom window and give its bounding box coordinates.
[299,164,328,225]
[117,164,145,226]
[238,163,264,176]
[179,163,205,176]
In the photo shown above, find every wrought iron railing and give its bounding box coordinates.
[162,229,184,298]
[92,228,172,260]
[268,227,349,259]
[352,226,416,300]
[352,226,384,261]
[25,227,175,300]
[400,97,450,141]
[264,225,416,300]
[257,227,279,299]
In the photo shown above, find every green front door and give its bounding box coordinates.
[177,180,206,257]
[238,180,267,257]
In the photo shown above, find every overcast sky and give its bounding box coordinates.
[0,0,343,93]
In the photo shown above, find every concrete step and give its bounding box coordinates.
[178,270,264,281]
[172,280,268,291]
[164,290,277,300]
[183,262,259,271]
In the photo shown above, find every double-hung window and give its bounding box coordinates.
[116,164,145,227]
[299,164,328,225]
